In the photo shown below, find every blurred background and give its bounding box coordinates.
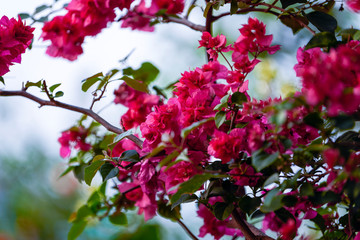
[1,1,360,239]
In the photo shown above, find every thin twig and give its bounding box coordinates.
[0,89,143,148]
[177,219,200,240]
[165,16,206,32]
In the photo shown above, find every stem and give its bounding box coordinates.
[219,51,233,71]
[205,4,213,62]
[177,219,199,240]
[231,208,257,239]
[0,89,143,148]
[166,16,206,32]
[231,207,275,240]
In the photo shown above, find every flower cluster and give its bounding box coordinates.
[295,41,360,115]
[0,16,34,76]
[41,0,132,60]
[58,127,91,158]
[114,82,160,130]
[41,0,185,60]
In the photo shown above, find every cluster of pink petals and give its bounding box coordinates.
[229,163,262,186]
[150,0,184,14]
[0,16,34,76]
[263,193,317,238]
[41,0,134,60]
[41,0,186,60]
[197,197,242,239]
[208,129,246,163]
[295,41,360,116]
[114,82,160,130]
[58,127,91,158]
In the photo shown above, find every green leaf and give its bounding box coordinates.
[0,76,4,84]
[36,16,48,22]
[338,28,360,41]
[213,202,234,220]
[280,0,306,8]
[54,91,64,98]
[300,182,315,196]
[123,62,159,85]
[305,11,337,33]
[181,117,214,139]
[34,4,49,14]
[73,165,86,182]
[68,221,87,240]
[280,14,309,34]
[157,202,181,221]
[84,160,105,185]
[171,174,217,204]
[58,166,75,178]
[109,212,128,225]
[238,196,261,215]
[73,205,93,222]
[203,2,212,17]
[49,83,61,92]
[25,80,42,89]
[215,111,226,128]
[305,32,337,50]
[19,13,31,20]
[230,0,238,14]
[282,195,298,207]
[252,150,279,172]
[310,214,326,233]
[231,92,247,105]
[332,115,355,130]
[354,31,360,40]
[121,76,148,93]
[119,150,140,162]
[113,131,132,143]
[81,72,103,92]
[260,188,284,212]
[100,163,119,181]
[171,194,198,210]
[304,112,324,129]
[158,151,180,168]
[263,173,279,187]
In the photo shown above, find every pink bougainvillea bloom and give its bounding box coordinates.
[346,0,360,12]
[164,161,200,193]
[114,82,159,129]
[279,219,297,240]
[323,148,342,169]
[296,42,360,115]
[118,182,142,201]
[41,14,85,61]
[197,197,242,239]
[208,128,246,163]
[58,127,91,158]
[150,0,184,14]
[66,0,116,36]
[121,0,155,32]
[229,163,261,186]
[0,15,34,76]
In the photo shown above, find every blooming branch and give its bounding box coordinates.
[0,88,143,148]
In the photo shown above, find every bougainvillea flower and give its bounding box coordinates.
[0,15,34,76]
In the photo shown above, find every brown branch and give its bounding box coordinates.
[0,89,143,148]
[177,219,200,240]
[231,207,274,240]
[165,16,206,32]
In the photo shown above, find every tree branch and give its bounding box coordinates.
[165,16,206,32]
[177,219,200,240]
[0,89,143,148]
[231,207,274,240]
